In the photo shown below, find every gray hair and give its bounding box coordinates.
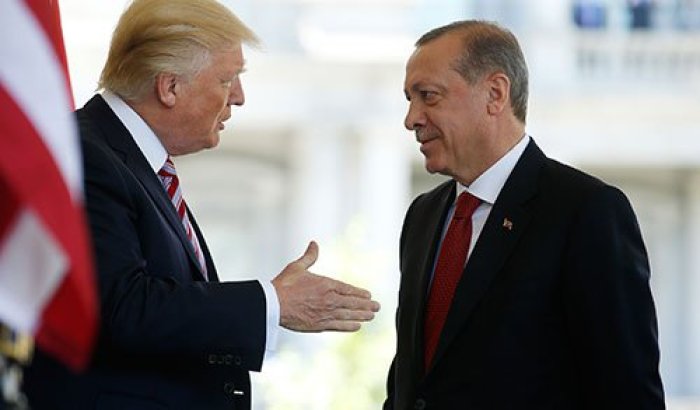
[417,20,529,123]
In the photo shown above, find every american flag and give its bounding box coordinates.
[0,0,97,371]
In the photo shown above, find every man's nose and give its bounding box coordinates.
[228,77,245,107]
[404,102,425,131]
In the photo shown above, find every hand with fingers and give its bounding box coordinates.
[272,241,381,332]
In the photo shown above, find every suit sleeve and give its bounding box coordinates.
[563,185,664,409]
[384,195,423,410]
[82,138,266,371]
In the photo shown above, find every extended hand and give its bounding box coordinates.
[272,241,381,332]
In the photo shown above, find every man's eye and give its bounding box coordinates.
[420,90,437,101]
[221,75,238,87]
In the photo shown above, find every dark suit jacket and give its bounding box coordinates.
[24,95,267,410]
[384,140,664,410]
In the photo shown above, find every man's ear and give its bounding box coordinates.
[155,72,179,108]
[485,72,510,116]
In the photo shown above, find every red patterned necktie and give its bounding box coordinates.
[424,191,481,370]
[158,157,208,280]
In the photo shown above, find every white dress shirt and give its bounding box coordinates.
[432,134,531,278]
[101,90,279,362]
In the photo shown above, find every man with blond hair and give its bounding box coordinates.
[23,1,379,409]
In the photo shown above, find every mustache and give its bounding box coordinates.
[415,130,438,143]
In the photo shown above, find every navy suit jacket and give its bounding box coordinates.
[384,140,664,410]
[24,95,267,409]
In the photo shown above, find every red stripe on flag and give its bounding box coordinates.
[24,0,74,108]
[0,174,21,243]
[0,83,97,370]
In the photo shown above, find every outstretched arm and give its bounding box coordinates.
[272,241,381,332]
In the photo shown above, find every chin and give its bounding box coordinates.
[423,158,445,175]
[207,134,221,148]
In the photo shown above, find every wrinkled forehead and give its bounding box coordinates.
[405,38,460,86]
[406,34,462,73]
[210,44,245,69]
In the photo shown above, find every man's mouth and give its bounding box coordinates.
[417,133,438,144]
[218,116,231,131]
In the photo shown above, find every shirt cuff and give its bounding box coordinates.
[259,280,280,362]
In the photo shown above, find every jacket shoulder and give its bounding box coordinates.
[541,157,613,199]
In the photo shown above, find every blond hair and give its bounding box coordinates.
[98,0,259,101]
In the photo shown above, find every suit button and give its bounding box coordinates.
[207,354,217,365]
[224,354,233,365]
[223,382,235,395]
[234,355,242,366]
[414,398,426,410]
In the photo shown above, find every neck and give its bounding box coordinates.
[454,119,525,186]
[126,97,170,151]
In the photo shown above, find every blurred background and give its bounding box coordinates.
[60,0,700,408]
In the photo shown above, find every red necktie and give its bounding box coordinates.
[158,157,208,280]
[424,191,481,370]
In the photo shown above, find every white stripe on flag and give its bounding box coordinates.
[0,0,82,200]
[0,209,66,333]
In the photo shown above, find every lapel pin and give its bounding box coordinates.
[502,218,513,231]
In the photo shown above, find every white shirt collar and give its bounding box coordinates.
[457,134,531,204]
[101,90,168,173]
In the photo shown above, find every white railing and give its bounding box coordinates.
[573,31,700,81]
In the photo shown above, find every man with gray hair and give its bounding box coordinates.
[23,1,379,408]
[385,20,664,409]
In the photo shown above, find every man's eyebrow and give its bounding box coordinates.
[403,81,422,95]
[418,82,447,94]
[409,81,432,92]
[403,81,426,100]
[237,59,248,74]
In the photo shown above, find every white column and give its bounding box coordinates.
[683,171,700,395]
[356,124,413,311]
[286,122,413,308]
[286,125,345,259]
[622,179,685,396]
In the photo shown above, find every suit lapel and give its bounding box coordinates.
[428,140,546,372]
[82,95,209,280]
[127,153,210,281]
[412,183,456,323]
[188,208,219,281]
[399,181,454,383]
